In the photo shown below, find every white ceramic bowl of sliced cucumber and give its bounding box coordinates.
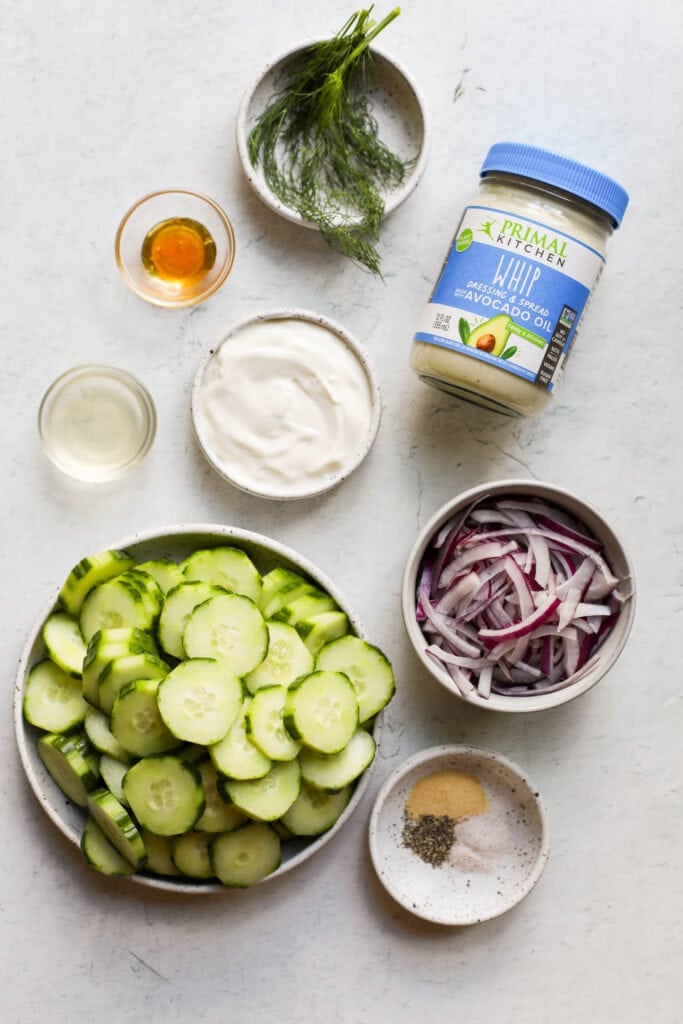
[14,524,394,893]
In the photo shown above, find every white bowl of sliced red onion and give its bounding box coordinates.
[402,480,635,713]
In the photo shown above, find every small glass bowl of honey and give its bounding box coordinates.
[115,189,236,307]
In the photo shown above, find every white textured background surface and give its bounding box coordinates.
[1,1,681,1021]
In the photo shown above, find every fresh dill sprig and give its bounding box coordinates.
[248,7,410,275]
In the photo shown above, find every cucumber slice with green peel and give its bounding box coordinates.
[280,781,353,835]
[87,788,147,867]
[84,707,132,763]
[181,547,263,605]
[98,651,170,715]
[80,578,156,643]
[123,755,205,836]
[158,581,227,660]
[284,671,358,754]
[245,686,301,762]
[258,569,317,619]
[42,612,86,678]
[81,817,137,877]
[209,700,272,780]
[38,731,100,806]
[118,570,164,621]
[211,823,281,888]
[23,658,88,733]
[220,759,301,821]
[136,559,185,595]
[111,679,181,757]
[244,621,314,694]
[86,627,158,655]
[298,726,376,792]
[297,610,350,656]
[157,659,243,745]
[58,549,136,617]
[172,831,214,879]
[140,829,179,876]
[99,754,129,804]
[273,591,337,626]
[194,760,248,833]
[315,636,395,723]
[183,593,268,677]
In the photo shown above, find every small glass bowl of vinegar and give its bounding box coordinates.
[115,189,236,307]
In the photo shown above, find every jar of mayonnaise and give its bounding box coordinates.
[410,142,629,416]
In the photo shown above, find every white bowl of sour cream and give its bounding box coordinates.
[191,309,381,500]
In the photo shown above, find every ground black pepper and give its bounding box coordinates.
[402,813,456,867]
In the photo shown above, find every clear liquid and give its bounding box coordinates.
[41,370,153,481]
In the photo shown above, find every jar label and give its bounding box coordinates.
[414,204,605,389]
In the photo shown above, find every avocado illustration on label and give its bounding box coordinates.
[465,314,512,356]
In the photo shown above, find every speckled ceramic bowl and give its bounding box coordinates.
[402,480,636,713]
[14,524,384,893]
[191,308,382,500]
[369,745,550,925]
[236,44,430,228]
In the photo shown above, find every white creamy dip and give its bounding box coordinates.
[195,315,378,498]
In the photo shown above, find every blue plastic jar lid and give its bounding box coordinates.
[480,142,629,228]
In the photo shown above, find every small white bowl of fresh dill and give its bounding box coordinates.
[236,7,430,275]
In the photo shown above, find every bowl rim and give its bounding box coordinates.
[368,743,551,925]
[401,479,636,713]
[191,306,382,501]
[37,363,158,482]
[235,41,431,229]
[14,522,384,894]
[114,188,236,308]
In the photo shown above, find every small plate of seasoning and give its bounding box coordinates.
[369,745,550,925]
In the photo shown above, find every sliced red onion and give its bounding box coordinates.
[415,494,631,699]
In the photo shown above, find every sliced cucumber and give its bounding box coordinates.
[181,547,262,605]
[315,636,395,723]
[87,788,146,867]
[123,755,204,836]
[84,707,132,763]
[118,570,164,622]
[38,731,100,806]
[209,700,272,780]
[111,678,180,757]
[136,558,185,595]
[220,759,301,822]
[80,578,156,643]
[98,651,169,715]
[194,760,248,833]
[280,781,352,836]
[273,591,337,626]
[211,823,281,888]
[59,549,136,617]
[298,726,376,792]
[157,659,243,745]
[86,627,158,654]
[258,569,316,619]
[157,581,226,660]
[183,593,268,676]
[172,831,214,879]
[23,659,88,733]
[99,753,129,804]
[81,817,137,877]
[244,621,314,694]
[42,612,86,678]
[284,671,358,754]
[82,633,158,707]
[245,685,301,762]
[297,610,350,656]
[140,829,179,876]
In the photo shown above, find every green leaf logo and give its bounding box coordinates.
[455,229,473,252]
